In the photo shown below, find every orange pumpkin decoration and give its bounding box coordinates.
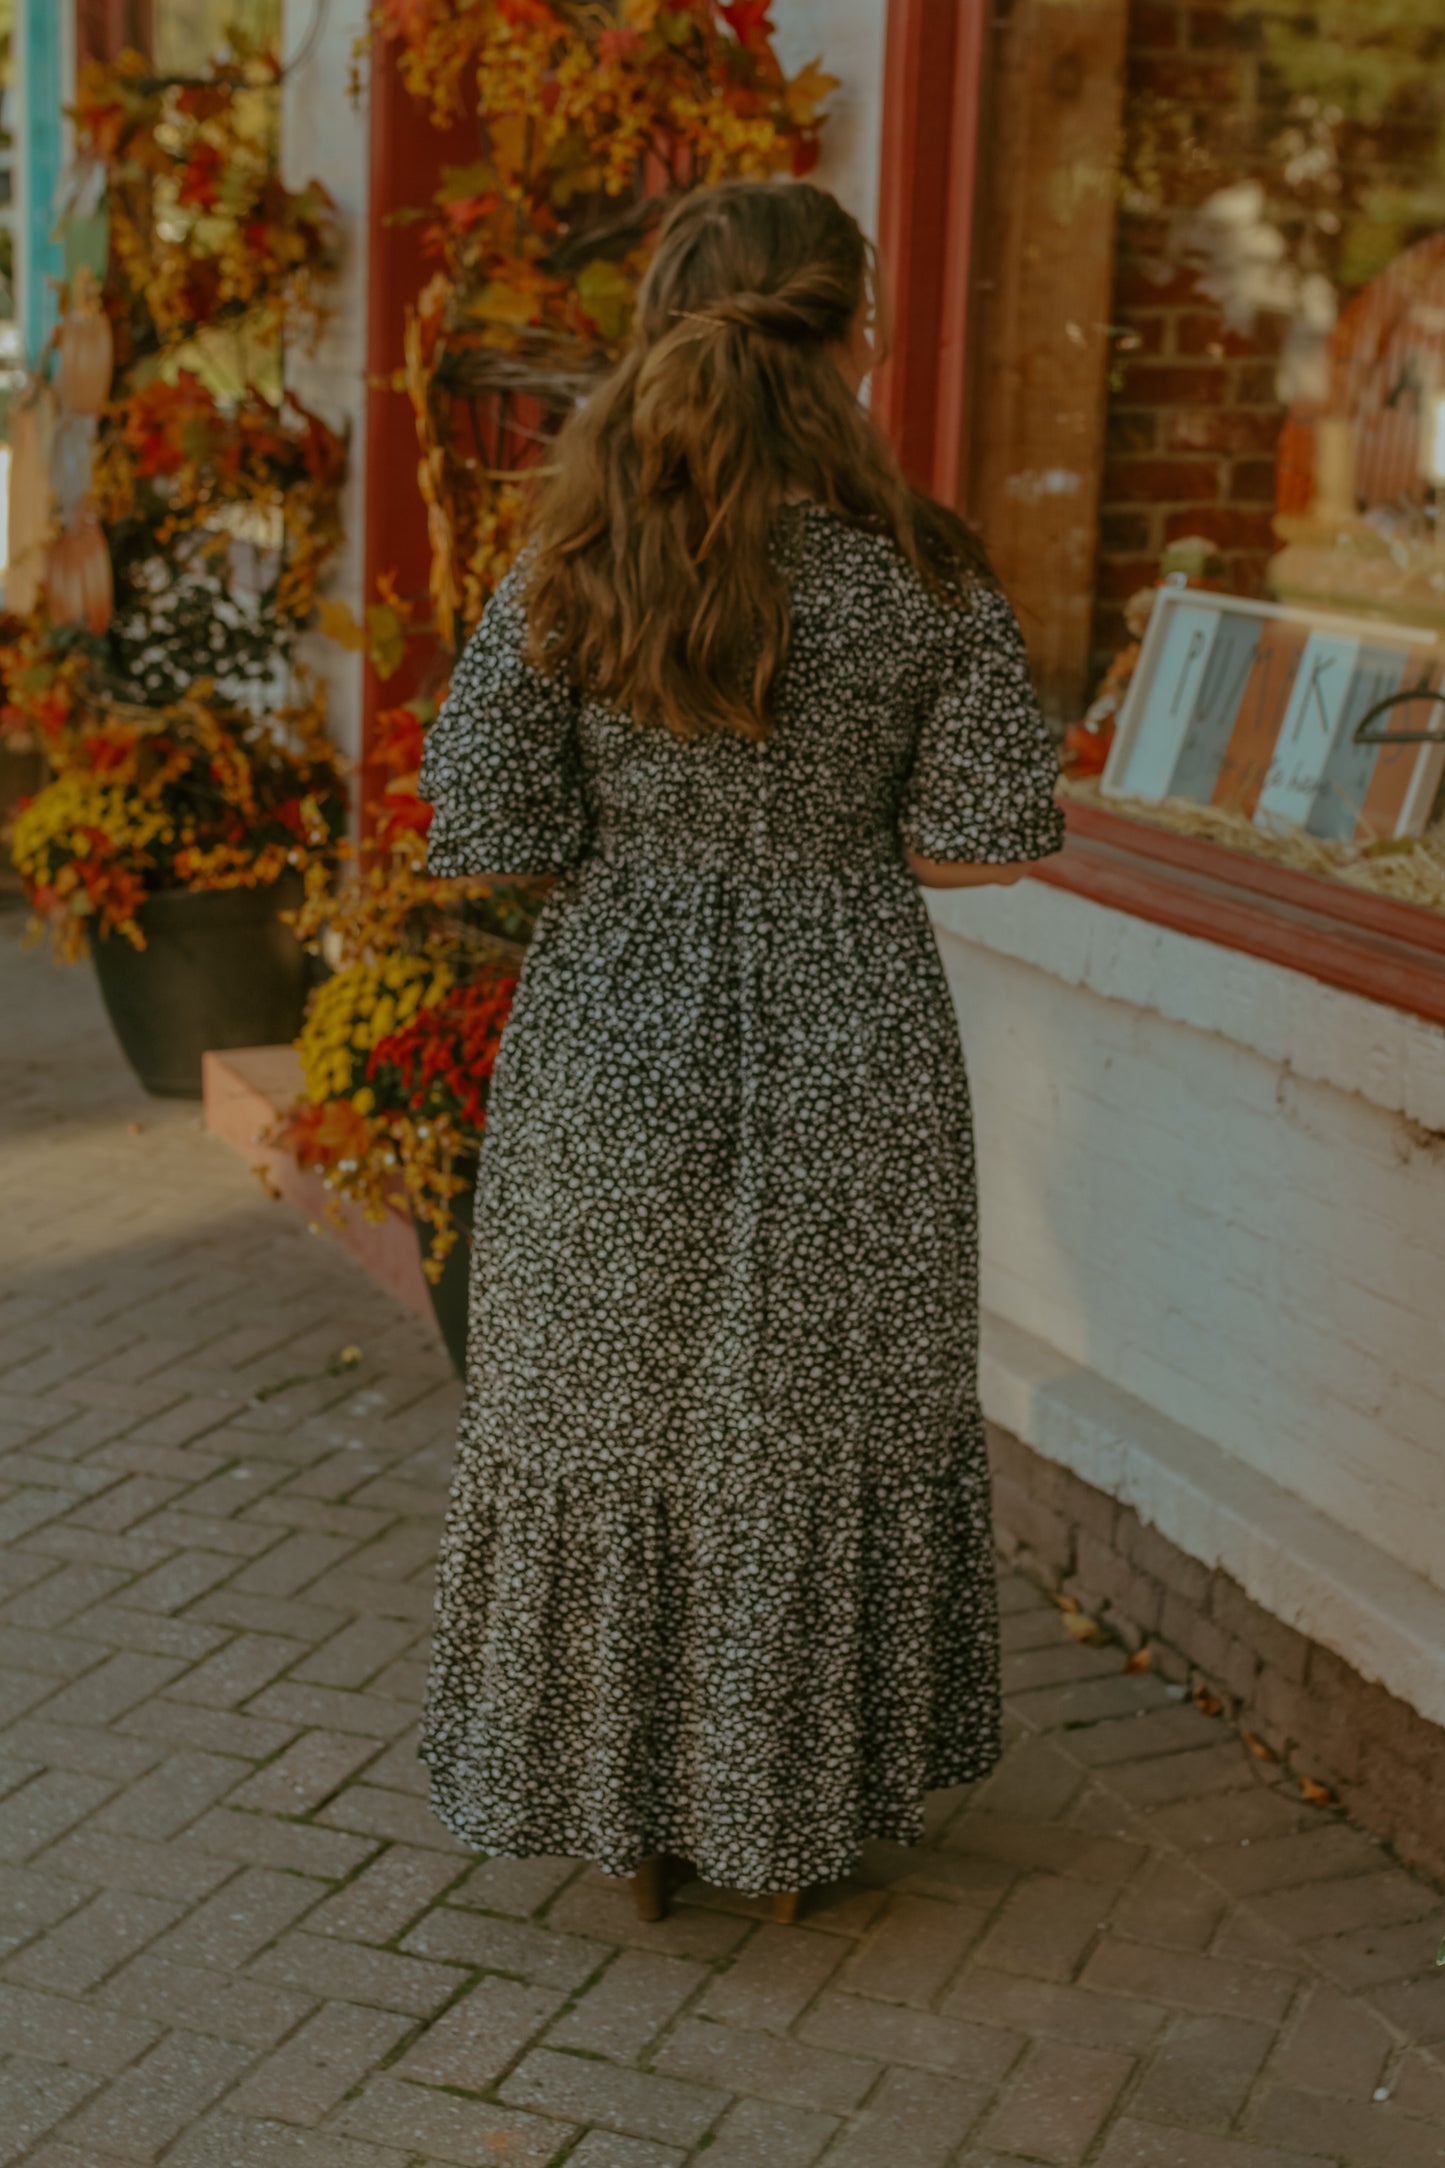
[45,516,114,635]
[6,383,56,616]
[56,268,114,417]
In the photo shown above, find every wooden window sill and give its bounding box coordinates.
[1030,801,1445,1028]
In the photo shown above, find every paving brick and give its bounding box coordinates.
[168,2114,413,2168]
[305,1844,462,1944]
[1268,1980,1393,2098]
[797,1988,1024,2082]
[226,2001,415,2124]
[49,2028,253,2161]
[1065,1703,1230,1767]
[653,2013,876,2114]
[972,1871,1115,1981]
[247,1680,415,1739]
[542,1946,702,2061]
[839,1892,988,2006]
[500,2048,724,2147]
[941,1965,1171,2050]
[403,1904,610,1991]
[1130,2012,1274,2129]
[1110,1855,1229,1952]
[1140,1785,1307,1854]
[1093,2120,1335,2168]
[6,1885,183,1992]
[182,1805,376,1880]
[90,1748,240,1839]
[546,1875,753,1960]
[450,1853,580,1917]
[252,1926,467,2016]
[191,1590,351,1642]
[696,1923,843,2031]
[231,1533,362,1599]
[1080,1938,1297,2024]
[166,1632,307,1709]
[0,1863,92,1957]
[116,1696,299,1762]
[1104,1740,1262,1809]
[291,1616,418,1689]
[109,1549,241,1614]
[1249,1868,1439,1945]
[152,1864,327,1969]
[0,1769,116,1859]
[978,2036,1134,2162]
[337,2077,573,2165]
[1198,1822,1391,1898]
[698,2096,838,2167]
[562,2137,685,2168]
[2,1561,130,1627]
[0,1622,107,1678]
[943,1813,1145,1884]
[968,1734,1087,1822]
[0,1979,161,2074]
[37,1827,236,1901]
[1009,1672,1173,1732]
[101,1952,318,2045]
[226,1730,381,1815]
[60,1601,225,1662]
[1246,2087,1445,2168]
[826,2065,988,2168]
[316,1781,467,1851]
[1304,1915,1442,1992]
[24,1647,191,1728]
[0,2056,99,2165]
[393,1973,566,2088]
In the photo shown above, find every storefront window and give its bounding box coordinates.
[967,0,1445,914]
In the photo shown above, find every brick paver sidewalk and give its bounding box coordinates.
[2,915,1444,2168]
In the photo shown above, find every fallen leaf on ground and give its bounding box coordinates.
[1051,1591,1082,1613]
[1193,1688,1224,1717]
[1300,1777,1334,1805]
[1061,1611,1106,1644]
[1242,1731,1277,1763]
[1123,1646,1153,1673]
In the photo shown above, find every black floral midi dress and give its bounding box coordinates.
[417,503,1064,1896]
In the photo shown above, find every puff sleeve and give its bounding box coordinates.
[419,566,590,878]
[898,584,1066,866]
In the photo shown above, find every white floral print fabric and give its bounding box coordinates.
[417,504,1064,1895]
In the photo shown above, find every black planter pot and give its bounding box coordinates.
[92,876,309,1100]
[416,1158,478,1380]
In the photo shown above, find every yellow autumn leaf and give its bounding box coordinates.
[470,279,541,329]
[316,596,367,652]
[366,602,407,682]
[575,257,636,344]
[1061,1611,1106,1644]
[784,58,840,129]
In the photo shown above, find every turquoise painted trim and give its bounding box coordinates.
[20,0,66,359]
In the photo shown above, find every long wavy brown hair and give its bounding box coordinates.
[524,179,990,740]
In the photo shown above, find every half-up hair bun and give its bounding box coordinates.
[685,270,845,345]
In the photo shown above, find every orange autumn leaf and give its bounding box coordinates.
[1300,1777,1334,1806]
[1242,1731,1277,1764]
[1122,1645,1153,1674]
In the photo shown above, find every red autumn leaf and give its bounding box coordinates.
[176,140,224,210]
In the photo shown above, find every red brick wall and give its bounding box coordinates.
[1094,2,1288,674]
[1092,1,1444,683]
[987,1420,1445,1887]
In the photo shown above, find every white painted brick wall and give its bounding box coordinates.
[930,881,1445,1604]
[282,0,372,767]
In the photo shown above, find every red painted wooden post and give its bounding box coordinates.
[873,0,989,504]
[360,36,472,829]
